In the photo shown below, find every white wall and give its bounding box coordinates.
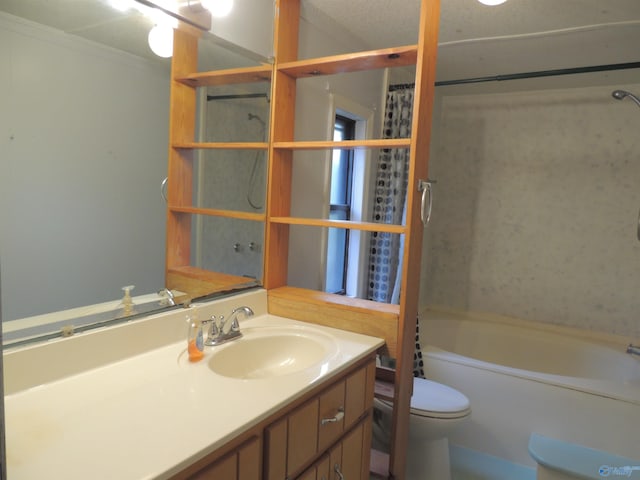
[0,14,169,321]
[422,83,640,338]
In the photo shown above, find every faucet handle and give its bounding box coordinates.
[203,315,219,337]
[230,317,240,332]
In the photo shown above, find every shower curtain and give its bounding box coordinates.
[366,85,414,304]
[366,84,426,379]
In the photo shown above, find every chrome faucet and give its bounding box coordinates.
[204,306,254,346]
[626,344,640,356]
[157,288,176,306]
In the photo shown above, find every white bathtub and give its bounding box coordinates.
[419,307,640,467]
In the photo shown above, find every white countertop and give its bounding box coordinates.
[4,291,384,479]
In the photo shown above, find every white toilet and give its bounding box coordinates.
[372,377,471,480]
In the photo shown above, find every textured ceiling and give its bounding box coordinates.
[1,0,640,82]
[303,0,640,82]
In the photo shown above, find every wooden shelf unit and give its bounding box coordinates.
[264,2,441,479]
[166,31,271,292]
[166,1,441,478]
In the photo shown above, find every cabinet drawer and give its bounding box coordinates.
[318,379,346,452]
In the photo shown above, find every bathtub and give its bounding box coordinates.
[419,307,640,467]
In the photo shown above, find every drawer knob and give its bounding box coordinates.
[320,407,344,426]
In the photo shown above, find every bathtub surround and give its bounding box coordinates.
[424,83,640,338]
[195,98,268,279]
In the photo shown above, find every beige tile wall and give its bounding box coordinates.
[422,83,640,338]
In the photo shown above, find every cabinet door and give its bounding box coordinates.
[316,455,331,480]
[238,436,261,480]
[264,417,287,480]
[340,422,366,480]
[188,437,260,480]
[189,451,236,479]
[288,398,319,475]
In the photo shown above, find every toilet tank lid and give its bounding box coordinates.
[410,377,470,415]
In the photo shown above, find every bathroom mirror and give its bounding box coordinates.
[2,0,639,344]
[0,0,274,346]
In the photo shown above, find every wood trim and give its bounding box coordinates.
[166,267,254,300]
[175,64,272,87]
[273,0,300,64]
[388,1,441,479]
[267,287,397,357]
[269,217,405,234]
[273,138,411,150]
[172,141,269,150]
[278,45,418,78]
[169,206,265,222]
[166,29,198,276]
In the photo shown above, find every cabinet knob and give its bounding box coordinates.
[320,407,344,426]
[334,464,345,480]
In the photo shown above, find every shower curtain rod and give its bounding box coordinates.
[433,61,640,87]
[389,62,640,89]
[207,93,269,101]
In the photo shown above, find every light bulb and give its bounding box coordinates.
[477,0,508,5]
[148,24,173,58]
[201,0,233,17]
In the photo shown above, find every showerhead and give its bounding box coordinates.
[612,89,640,108]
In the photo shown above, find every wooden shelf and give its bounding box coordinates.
[173,141,269,150]
[170,206,265,222]
[176,64,272,87]
[273,138,411,150]
[277,45,418,78]
[269,217,405,234]
[167,266,257,300]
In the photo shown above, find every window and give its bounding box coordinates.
[325,115,355,294]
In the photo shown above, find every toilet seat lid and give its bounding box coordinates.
[409,377,470,419]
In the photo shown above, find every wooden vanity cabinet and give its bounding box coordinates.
[173,357,375,480]
[264,360,375,480]
[188,436,261,480]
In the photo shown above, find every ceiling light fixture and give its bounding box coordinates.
[477,0,508,5]
[200,0,233,17]
[148,23,174,58]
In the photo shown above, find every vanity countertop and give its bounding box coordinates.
[4,294,384,479]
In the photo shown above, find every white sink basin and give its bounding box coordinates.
[208,326,338,379]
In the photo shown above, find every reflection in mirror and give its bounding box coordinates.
[190,215,264,281]
[0,5,170,343]
[0,0,272,348]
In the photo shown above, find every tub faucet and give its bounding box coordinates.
[626,344,640,357]
[204,306,254,347]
